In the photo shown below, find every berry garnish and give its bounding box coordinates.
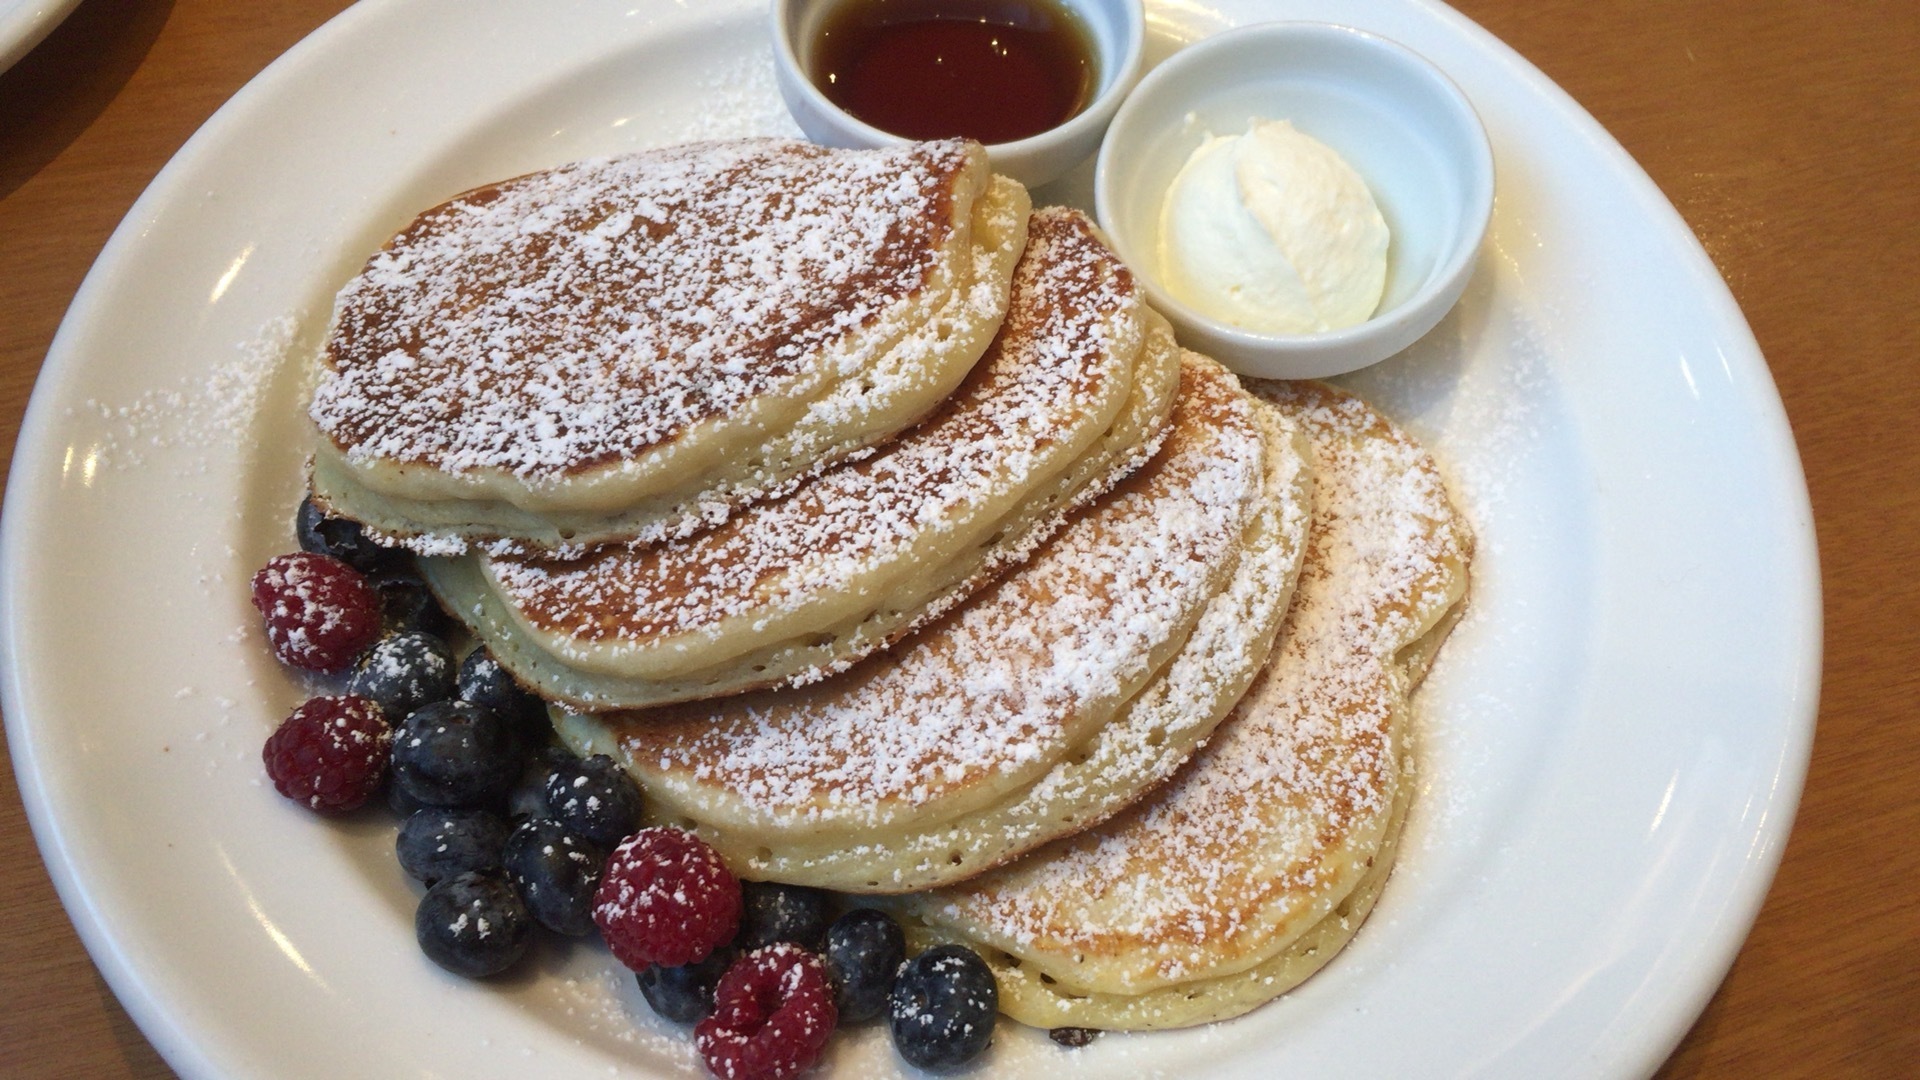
[823,908,905,1023]
[458,647,546,735]
[737,881,833,952]
[388,776,431,817]
[1049,1026,1099,1047]
[295,496,399,574]
[890,944,998,1070]
[250,552,383,672]
[366,561,452,636]
[390,700,526,809]
[503,818,605,936]
[347,630,456,721]
[396,807,510,886]
[261,695,391,814]
[543,752,645,849]
[593,827,741,971]
[638,948,736,1024]
[414,870,532,978]
[506,745,573,823]
[695,944,838,1080]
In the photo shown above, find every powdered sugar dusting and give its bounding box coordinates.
[1337,287,1571,863]
[932,381,1471,987]
[486,209,1137,659]
[1013,400,1311,825]
[605,360,1266,830]
[73,315,298,475]
[650,50,801,145]
[1337,290,1553,558]
[311,139,973,481]
[754,388,1307,890]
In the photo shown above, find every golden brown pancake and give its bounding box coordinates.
[421,208,1174,709]
[310,139,1025,553]
[901,379,1473,1030]
[557,355,1313,893]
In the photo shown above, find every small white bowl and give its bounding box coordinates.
[772,0,1145,189]
[1095,22,1494,379]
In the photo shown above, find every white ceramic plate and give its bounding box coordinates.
[0,0,82,71]
[0,1,1819,1077]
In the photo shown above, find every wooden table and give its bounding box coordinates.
[1,1,1913,1076]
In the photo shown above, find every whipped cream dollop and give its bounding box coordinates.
[1156,118,1390,334]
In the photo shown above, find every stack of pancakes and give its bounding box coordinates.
[306,138,1473,1031]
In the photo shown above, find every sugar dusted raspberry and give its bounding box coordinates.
[262,695,392,813]
[250,552,382,672]
[592,827,741,970]
[695,944,838,1080]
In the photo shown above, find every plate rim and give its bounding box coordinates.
[0,0,85,72]
[0,0,1822,1077]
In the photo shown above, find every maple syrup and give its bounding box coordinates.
[812,0,1097,145]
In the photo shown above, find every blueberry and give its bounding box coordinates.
[505,746,573,823]
[890,945,998,1070]
[824,908,905,1022]
[388,776,431,817]
[367,562,452,637]
[457,648,546,738]
[347,631,456,722]
[502,818,605,936]
[415,870,532,978]
[392,700,525,809]
[542,753,643,849]
[637,949,735,1024]
[736,881,834,952]
[396,807,510,886]
[295,496,398,574]
[1048,1027,1099,1048]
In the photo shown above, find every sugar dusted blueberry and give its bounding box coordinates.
[890,944,998,1070]
[506,745,573,823]
[295,496,398,574]
[1049,1026,1100,1048]
[415,870,531,978]
[737,880,833,952]
[638,949,735,1024]
[824,908,905,1023]
[457,647,546,737]
[366,561,452,637]
[502,818,605,937]
[347,630,456,722]
[543,753,643,849]
[396,807,510,886]
[391,700,525,809]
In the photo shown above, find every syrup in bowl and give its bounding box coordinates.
[811,0,1096,145]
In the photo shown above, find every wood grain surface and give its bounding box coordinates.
[2,1,1915,1076]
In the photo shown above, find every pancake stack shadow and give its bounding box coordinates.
[306,137,1474,1030]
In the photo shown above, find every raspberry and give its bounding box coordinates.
[262,695,392,813]
[592,827,740,970]
[695,945,838,1080]
[250,552,382,672]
